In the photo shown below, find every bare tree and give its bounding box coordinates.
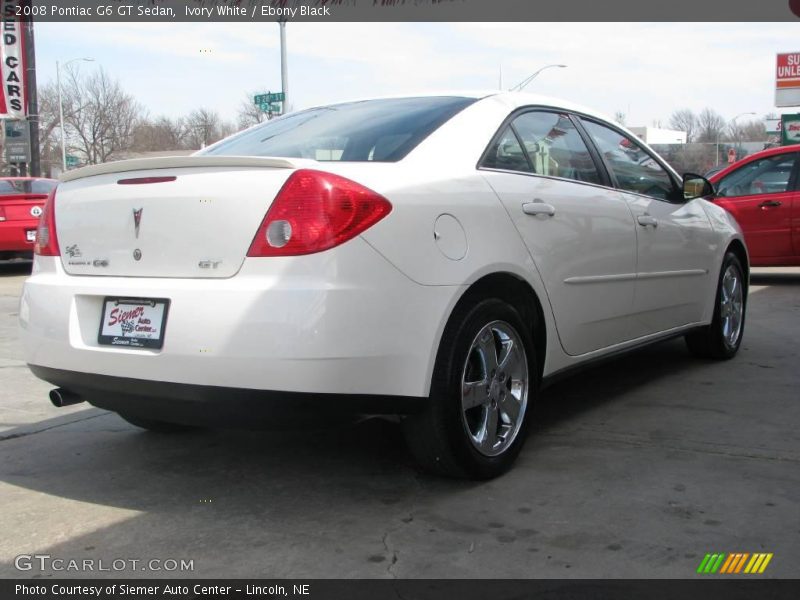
[737,119,768,143]
[696,108,726,143]
[34,80,64,175]
[133,116,191,152]
[669,109,697,142]
[237,92,268,129]
[185,108,235,149]
[60,66,145,164]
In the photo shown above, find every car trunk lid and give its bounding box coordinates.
[55,156,312,278]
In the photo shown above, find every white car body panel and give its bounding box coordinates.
[20,92,748,408]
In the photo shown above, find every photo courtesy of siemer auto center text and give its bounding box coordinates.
[0,1,798,598]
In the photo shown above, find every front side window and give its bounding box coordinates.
[200,96,476,162]
[716,154,797,197]
[509,112,602,185]
[581,120,676,201]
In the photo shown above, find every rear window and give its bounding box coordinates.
[201,96,477,162]
[0,179,57,195]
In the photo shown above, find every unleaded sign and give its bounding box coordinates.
[776,52,800,107]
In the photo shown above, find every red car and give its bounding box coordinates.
[0,177,58,260]
[709,145,799,266]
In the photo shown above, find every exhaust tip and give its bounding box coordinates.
[49,388,84,408]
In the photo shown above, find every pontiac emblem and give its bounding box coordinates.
[133,208,143,238]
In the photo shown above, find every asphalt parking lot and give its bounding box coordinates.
[0,260,798,579]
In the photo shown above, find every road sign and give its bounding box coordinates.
[775,53,800,107]
[258,102,282,114]
[65,155,79,168]
[4,120,30,163]
[254,92,285,105]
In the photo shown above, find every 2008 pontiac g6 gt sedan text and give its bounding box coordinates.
[20,92,748,479]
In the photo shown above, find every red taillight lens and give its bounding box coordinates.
[34,187,60,256]
[247,169,392,257]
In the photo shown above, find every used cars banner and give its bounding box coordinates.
[0,0,26,119]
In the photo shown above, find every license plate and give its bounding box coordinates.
[98,297,170,349]
[26,230,36,242]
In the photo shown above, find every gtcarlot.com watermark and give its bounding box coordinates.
[14,554,194,573]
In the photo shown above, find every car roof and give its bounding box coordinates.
[710,144,800,182]
[302,91,618,124]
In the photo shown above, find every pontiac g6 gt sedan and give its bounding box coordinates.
[20,92,748,479]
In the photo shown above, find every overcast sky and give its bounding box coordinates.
[34,21,800,128]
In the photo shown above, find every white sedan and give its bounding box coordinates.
[20,92,748,479]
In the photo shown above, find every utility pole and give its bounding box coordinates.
[24,18,40,177]
[279,19,288,114]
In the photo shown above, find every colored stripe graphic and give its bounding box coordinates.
[719,554,736,574]
[734,553,749,573]
[697,552,772,574]
[697,554,713,573]
[758,554,773,573]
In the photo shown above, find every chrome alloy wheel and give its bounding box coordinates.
[720,264,744,347]
[460,320,529,457]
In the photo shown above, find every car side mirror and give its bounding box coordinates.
[682,173,715,200]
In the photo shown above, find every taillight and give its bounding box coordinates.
[34,187,59,256]
[0,206,5,221]
[247,169,392,257]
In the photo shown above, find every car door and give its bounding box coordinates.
[713,152,799,262]
[579,119,717,338]
[480,110,639,356]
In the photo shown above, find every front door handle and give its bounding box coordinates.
[522,202,556,217]
[759,200,782,208]
[637,215,658,227]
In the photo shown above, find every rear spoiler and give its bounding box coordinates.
[59,156,316,183]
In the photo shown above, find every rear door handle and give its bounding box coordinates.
[522,202,556,217]
[759,200,782,208]
[637,215,658,227]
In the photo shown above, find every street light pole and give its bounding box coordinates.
[732,111,755,158]
[279,19,288,114]
[57,57,93,172]
[509,64,567,92]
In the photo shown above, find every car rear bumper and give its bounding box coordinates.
[30,365,426,425]
[20,239,462,401]
[0,219,38,252]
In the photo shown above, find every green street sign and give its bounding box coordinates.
[254,92,285,105]
[259,102,282,113]
[65,155,79,167]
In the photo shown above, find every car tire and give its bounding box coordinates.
[685,251,746,360]
[402,297,537,479]
[118,413,199,433]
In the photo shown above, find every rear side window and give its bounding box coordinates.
[482,126,531,173]
[0,179,56,195]
[716,154,797,197]
[201,97,476,162]
[512,112,601,185]
[482,111,601,186]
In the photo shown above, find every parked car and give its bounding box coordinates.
[20,93,748,479]
[0,177,58,261]
[708,144,799,266]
